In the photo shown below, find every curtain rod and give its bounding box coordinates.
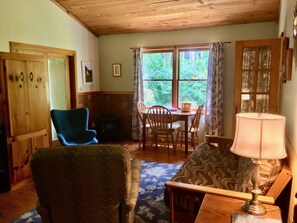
[130,41,231,49]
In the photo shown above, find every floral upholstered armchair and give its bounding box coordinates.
[30,144,141,223]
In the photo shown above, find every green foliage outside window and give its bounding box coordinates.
[142,49,209,108]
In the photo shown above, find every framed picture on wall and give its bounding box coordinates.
[113,63,122,77]
[82,61,94,86]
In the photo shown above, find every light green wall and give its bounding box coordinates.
[279,0,297,221]
[280,0,297,154]
[0,0,99,92]
[98,22,278,136]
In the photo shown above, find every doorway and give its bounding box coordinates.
[48,57,71,140]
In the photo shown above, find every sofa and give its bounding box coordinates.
[165,135,292,223]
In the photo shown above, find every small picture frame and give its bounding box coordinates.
[82,61,94,86]
[113,63,122,77]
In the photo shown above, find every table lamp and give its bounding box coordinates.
[230,113,286,215]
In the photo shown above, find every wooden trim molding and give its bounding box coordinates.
[9,41,78,108]
[10,42,76,56]
[78,91,134,96]
[285,135,297,223]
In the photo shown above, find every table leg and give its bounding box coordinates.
[143,116,146,150]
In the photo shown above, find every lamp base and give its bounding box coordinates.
[241,199,267,215]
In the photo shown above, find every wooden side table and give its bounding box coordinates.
[195,194,282,223]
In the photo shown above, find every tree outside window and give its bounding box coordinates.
[142,46,209,109]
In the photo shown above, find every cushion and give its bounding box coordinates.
[234,157,283,195]
[171,143,239,190]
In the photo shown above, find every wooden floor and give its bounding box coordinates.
[0,140,193,222]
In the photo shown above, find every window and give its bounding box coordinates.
[142,45,209,109]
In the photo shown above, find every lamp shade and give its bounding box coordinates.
[230,113,287,160]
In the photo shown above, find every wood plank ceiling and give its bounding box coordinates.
[51,0,280,36]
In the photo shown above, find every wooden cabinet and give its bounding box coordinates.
[0,52,50,189]
[233,39,281,128]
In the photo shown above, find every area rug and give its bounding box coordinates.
[12,160,181,223]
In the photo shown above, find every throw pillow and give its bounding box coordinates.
[234,157,283,195]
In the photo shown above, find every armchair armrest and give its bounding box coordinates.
[126,159,142,209]
[165,181,275,204]
[122,159,141,223]
[83,129,97,140]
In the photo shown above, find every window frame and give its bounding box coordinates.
[142,44,209,108]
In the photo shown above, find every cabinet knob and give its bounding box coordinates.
[19,72,24,82]
[29,72,33,81]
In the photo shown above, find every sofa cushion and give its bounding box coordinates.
[234,157,283,194]
[171,143,239,190]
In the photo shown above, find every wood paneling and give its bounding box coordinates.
[77,92,134,140]
[0,52,50,186]
[51,0,280,36]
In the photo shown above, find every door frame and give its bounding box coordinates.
[9,42,77,108]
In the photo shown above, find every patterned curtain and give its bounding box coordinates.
[205,42,224,136]
[131,47,143,140]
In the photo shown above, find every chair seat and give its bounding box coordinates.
[176,126,198,133]
[59,137,98,146]
[155,128,176,134]
[172,121,180,129]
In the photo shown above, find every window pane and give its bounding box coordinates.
[242,48,256,69]
[143,52,173,80]
[256,94,269,113]
[242,70,255,92]
[178,81,207,108]
[179,50,209,79]
[144,81,172,106]
[241,94,254,112]
[258,47,272,69]
[257,71,270,92]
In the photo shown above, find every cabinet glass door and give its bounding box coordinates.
[233,39,281,132]
[241,46,271,113]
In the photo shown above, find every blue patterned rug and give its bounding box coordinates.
[12,160,181,223]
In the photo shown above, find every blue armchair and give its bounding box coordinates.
[50,107,98,146]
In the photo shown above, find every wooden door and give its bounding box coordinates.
[4,59,31,182]
[26,60,49,153]
[233,39,281,130]
[0,52,49,184]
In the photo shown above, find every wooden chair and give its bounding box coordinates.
[137,101,151,149]
[175,104,204,148]
[147,105,176,155]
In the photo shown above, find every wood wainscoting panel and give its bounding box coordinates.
[77,91,134,140]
